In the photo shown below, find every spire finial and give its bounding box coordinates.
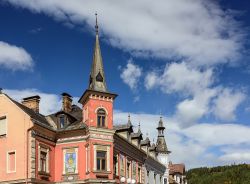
[95,12,98,34]
[128,113,130,120]
[138,121,141,129]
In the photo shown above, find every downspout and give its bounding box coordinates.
[26,127,33,184]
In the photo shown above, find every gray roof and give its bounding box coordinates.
[6,93,85,132]
[47,105,84,131]
[131,131,142,139]
[141,137,150,146]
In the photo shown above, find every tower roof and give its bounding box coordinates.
[88,13,107,92]
[156,116,170,154]
[157,116,165,130]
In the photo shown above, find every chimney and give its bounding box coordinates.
[22,95,41,113]
[62,93,72,113]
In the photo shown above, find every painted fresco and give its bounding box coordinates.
[65,150,76,173]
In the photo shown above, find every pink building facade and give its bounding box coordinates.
[0,19,170,184]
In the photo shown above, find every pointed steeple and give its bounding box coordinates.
[127,114,132,127]
[156,116,170,154]
[138,122,142,134]
[89,13,107,92]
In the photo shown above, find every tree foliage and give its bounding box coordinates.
[186,164,250,184]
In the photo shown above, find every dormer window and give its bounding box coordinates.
[59,115,65,128]
[97,109,106,127]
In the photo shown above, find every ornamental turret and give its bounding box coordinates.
[156,116,170,154]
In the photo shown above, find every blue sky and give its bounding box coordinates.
[1,0,250,169]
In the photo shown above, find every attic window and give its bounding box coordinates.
[59,115,65,128]
[96,72,103,82]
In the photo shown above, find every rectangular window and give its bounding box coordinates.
[7,151,16,173]
[0,116,7,136]
[40,151,47,172]
[126,161,131,178]
[114,154,118,176]
[59,116,65,128]
[97,115,105,127]
[96,151,106,171]
[132,161,136,179]
[138,167,141,183]
[97,109,106,127]
[120,154,125,176]
[39,146,49,173]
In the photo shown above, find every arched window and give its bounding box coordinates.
[97,109,106,127]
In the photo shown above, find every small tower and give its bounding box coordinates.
[78,14,117,181]
[156,116,171,184]
[79,13,117,129]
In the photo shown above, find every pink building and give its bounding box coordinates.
[0,18,171,184]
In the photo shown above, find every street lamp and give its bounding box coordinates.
[120,177,126,183]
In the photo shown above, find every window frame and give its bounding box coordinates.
[38,145,50,174]
[94,144,110,172]
[96,150,107,171]
[0,115,7,137]
[119,154,125,176]
[126,159,131,178]
[59,115,65,129]
[96,108,107,128]
[7,150,16,173]
[138,166,142,183]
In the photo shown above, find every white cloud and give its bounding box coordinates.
[0,41,33,71]
[213,88,245,121]
[4,0,245,66]
[219,147,250,162]
[145,62,245,126]
[220,153,250,162]
[145,62,214,94]
[144,71,158,90]
[5,89,61,115]
[120,59,142,91]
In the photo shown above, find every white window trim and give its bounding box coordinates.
[0,115,7,137]
[95,106,109,115]
[93,144,110,172]
[63,148,78,175]
[38,145,50,173]
[7,150,16,173]
[85,145,90,172]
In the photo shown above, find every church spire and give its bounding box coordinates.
[88,13,107,92]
